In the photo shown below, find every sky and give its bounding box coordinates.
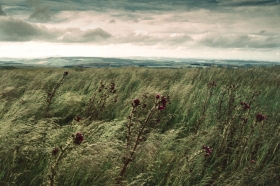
[0,0,279,62]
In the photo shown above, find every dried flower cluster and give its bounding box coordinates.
[202,145,212,157]
[156,95,170,110]
[72,132,84,145]
[240,101,250,110]
[74,116,82,122]
[207,81,217,88]
[133,99,140,107]
[256,113,266,122]
[51,148,59,156]
[110,82,116,93]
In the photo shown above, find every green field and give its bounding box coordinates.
[0,67,279,186]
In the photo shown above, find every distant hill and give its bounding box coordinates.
[0,57,279,68]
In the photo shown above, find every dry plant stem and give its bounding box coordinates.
[126,107,136,148]
[85,95,96,118]
[162,159,175,185]
[217,86,238,152]
[118,105,155,180]
[251,121,265,159]
[46,73,67,114]
[219,107,240,153]
[49,143,71,186]
[85,82,116,120]
[97,93,109,119]
[217,89,226,122]
[235,120,258,169]
[195,86,213,133]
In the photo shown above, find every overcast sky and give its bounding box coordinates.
[0,0,279,61]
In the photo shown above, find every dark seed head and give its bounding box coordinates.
[52,148,59,156]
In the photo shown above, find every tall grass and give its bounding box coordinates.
[0,66,279,185]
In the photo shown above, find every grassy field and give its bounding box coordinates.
[0,67,279,186]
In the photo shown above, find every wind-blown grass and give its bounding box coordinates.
[0,66,279,185]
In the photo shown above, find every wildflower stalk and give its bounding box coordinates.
[195,81,216,133]
[125,106,136,148]
[119,106,155,180]
[116,95,170,184]
[48,132,84,186]
[49,143,71,186]
[45,71,68,115]
[85,81,117,120]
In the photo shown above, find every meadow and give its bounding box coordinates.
[0,66,279,186]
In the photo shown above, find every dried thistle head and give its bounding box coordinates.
[157,95,170,110]
[256,113,266,122]
[72,132,84,145]
[51,148,59,156]
[74,116,82,122]
[133,99,140,107]
[240,102,250,110]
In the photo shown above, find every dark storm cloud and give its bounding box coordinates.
[0,17,50,41]
[199,33,280,48]
[1,0,279,13]
[216,0,278,6]
[27,0,51,21]
[52,0,279,12]
[0,0,279,50]
[0,5,6,16]
[0,17,111,42]
[0,15,192,45]
[66,0,218,12]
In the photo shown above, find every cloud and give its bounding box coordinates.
[199,32,280,48]
[109,19,116,23]
[0,1,279,51]
[58,0,277,13]
[56,28,111,43]
[46,0,218,13]
[0,17,111,43]
[27,0,51,21]
[216,0,277,6]
[110,31,193,46]
[0,5,6,16]
[0,17,51,41]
